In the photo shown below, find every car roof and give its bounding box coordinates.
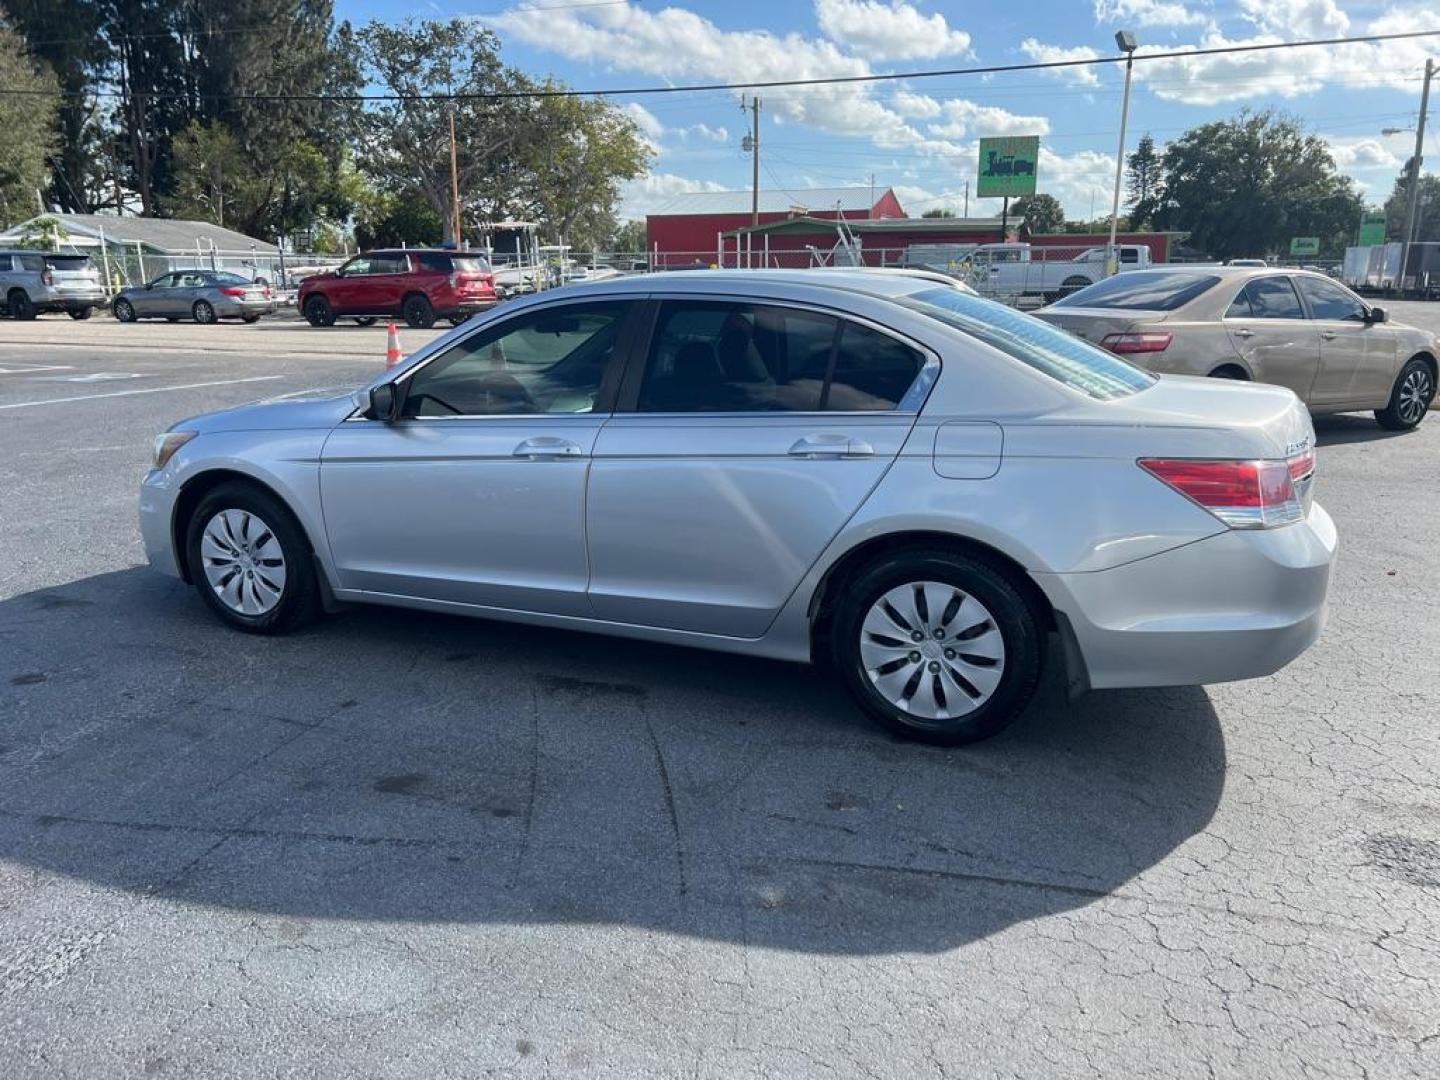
[1100,265,1334,283]
[568,267,943,303]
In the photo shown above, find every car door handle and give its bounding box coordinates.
[1320,330,1338,340]
[1233,328,1254,339]
[788,434,874,458]
[512,437,583,459]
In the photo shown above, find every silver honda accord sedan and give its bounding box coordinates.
[140,270,1337,744]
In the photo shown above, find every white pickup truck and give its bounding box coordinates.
[970,243,1152,300]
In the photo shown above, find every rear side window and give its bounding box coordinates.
[19,254,45,273]
[1051,271,1219,311]
[372,254,409,275]
[827,322,924,410]
[1226,277,1304,320]
[416,253,452,273]
[901,287,1155,400]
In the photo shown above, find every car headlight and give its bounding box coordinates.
[152,430,197,469]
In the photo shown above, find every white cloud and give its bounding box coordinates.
[1327,137,1401,173]
[929,100,1051,140]
[1019,38,1102,86]
[813,0,971,61]
[1237,0,1347,39]
[618,172,727,219]
[621,102,665,141]
[679,122,729,143]
[891,89,942,119]
[1093,0,1207,29]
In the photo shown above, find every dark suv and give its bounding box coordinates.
[298,249,497,329]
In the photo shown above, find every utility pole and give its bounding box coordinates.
[448,102,462,247]
[962,179,969,219]
[742,95,762,227]
[1400,58,1434,293]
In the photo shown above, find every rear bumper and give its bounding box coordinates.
[213,297,277,318]
[1036,502,1337,689]
[36,290,106,311]
[443,298,499,317]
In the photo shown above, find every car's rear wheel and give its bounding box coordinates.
[1208,364,1249,380]
[1058,275,1091,298]
[69,307,93,320]
[113,298,136,323]
[1376,357,1435,431]
[831,551,1044,745]
[6,289,36,321]
[353,316,377,327]
[192,299,216,325]
[403,293,436,329]
[304,295,335,327]
[185,481,320,634]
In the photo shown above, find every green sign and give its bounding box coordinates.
[1357,212,1386,246]
[1289,236,1320,256]
[977,136,1040,198]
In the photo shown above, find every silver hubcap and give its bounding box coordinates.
[860,581,1006,722]
[201,509,286,615]
[1398,369,1433,425]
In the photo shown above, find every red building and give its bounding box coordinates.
[645,186,904,266]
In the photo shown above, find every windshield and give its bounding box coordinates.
[899,287,1156,401]
[1051,271,1220,311]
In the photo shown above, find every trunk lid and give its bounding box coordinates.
[1033,306,1166,345]
[1113,374,1314,460]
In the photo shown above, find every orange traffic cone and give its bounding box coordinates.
[385,320,403,369]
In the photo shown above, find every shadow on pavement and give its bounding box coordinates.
[1313,412,1420,447]
[0,568,1226,955]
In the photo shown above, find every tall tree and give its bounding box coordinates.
[1157,110,1363,260]
[921,207,956,218]
[1009,193,1065,234]
[0,22,59,226]
[1125,133,1161,229]
[1382,168,1440,244]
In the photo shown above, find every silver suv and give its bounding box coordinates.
[0,250,107,320]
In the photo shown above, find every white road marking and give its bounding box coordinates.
[0,375,284,410]
[38,372,147,383]
[0,364,73,375]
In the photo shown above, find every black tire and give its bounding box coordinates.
[1208,365,1250,381]
[166,316,180,323]
[448,315,470,327]
[185,481,321,635]
[1059,276,1091,298]
[241,314,261,324]
[402,293,436,329]
[1375,356,1435,431]
[113,298,137,323]
[7,289,36,321]
[831,550,1044,746]
[69,307,93,320]
[192,299,216,325]
[304,295,335,327]
[353,316,377,327]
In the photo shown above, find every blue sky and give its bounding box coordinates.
[334,0,1438,221]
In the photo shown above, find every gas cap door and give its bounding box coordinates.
[932,420,1004,479]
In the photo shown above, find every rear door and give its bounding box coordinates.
[1221,275,1321,398]
[367,253,411,313]
[584,296,930,637]
[1294,274,1397,406]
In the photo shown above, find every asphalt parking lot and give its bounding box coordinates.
[1,306,1438,1079]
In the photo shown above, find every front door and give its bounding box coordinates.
[1221,275,1321,398]
[585,298,927,638]
[134,273,178,317]
[320,300,636,614]
[1294,275,1397,407]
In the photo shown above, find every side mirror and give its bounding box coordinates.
[368,382,400,421]
[144,283,152,290]
[1367,306,1388,324]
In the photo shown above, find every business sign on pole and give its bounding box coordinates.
[1288,237,1321,256]
[1357,212,1386,246]
[976,136,1040,198]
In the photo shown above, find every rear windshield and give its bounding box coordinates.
[44,255,94,270]
[212,272,251,285]
[899,287,1156,401]
[1051,271,1220,311]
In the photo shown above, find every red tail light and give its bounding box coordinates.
[219,287,246,298]
[1139,451,1314,529]
[1101,331,1172,354]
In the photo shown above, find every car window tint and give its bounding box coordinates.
[900,287,1155,401]
[402,302,629,418]
[638,301,839,413]
[20,254,45,273]
[1231,277,1304,320]
[212,272,250,285]
[1296,276,1366,321]
[179,273,206,287]
[372,254,409,274]
[826,322,924,410]
[416,253,452,273]
[341,258,372,276]
[1051,271,1219,311]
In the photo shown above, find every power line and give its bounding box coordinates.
[2,27,1438,101]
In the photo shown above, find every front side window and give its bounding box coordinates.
[339,257,372,276]
[401,302,629,417]
[900,287,1155,401]
[149,273,178,289]
[1296,276,1366,322]
[1225,277,1305,320]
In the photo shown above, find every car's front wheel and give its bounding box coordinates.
[113,298,136,322]
[186,481,321,634]
[303,295,335,327]
[831,551,1044,745]
[1375,357,1435,431]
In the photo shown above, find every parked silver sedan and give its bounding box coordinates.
[1036,267,1437,430]
[140,270,1336,745]
[113,270,276,325]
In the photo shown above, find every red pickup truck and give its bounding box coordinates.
[298,249,498,329]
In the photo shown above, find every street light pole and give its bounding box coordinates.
[1107,30,1138,277]
[448,102,462,248]
[1400,58,1434,293]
